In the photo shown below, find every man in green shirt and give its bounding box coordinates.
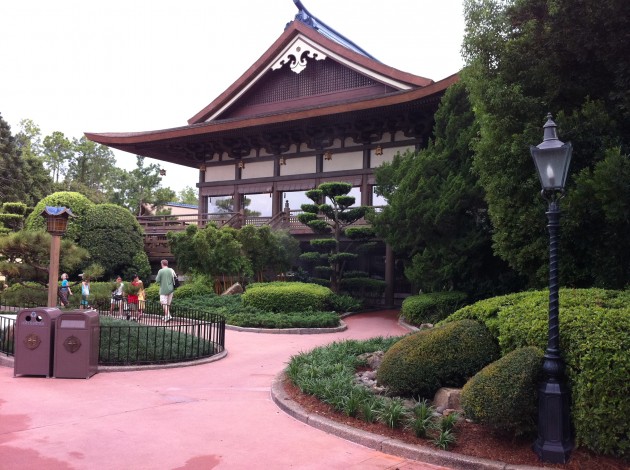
[155,259,176,321]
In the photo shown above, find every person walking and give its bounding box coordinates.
[59,273,73,307]
[155,260,176,322]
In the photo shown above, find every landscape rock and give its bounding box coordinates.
[222,283,243,295]
[433,387,462,411]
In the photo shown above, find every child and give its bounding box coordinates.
[110,276,124,318]
[127,274,142,321]
[80,275,90,309]
[137,278,146,320]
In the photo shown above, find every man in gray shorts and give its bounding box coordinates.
[155,259,176,322]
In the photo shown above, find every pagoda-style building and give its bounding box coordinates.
[86,0,458,303]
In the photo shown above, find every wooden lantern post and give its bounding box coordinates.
[41,206,75,307]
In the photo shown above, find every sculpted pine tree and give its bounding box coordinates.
[297,182,373,293]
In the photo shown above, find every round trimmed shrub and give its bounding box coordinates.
[77,204,148,281]
[376,319,499,398]
[462,346,543,436]
[24,191,94,241]
[401,291,467,326]
[242,282,333,313]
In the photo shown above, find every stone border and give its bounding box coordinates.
[271,371,546,470]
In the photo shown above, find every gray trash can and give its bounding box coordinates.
[54,309,100,379]
[14,307,62,377]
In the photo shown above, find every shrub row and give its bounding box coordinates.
[443,288,630,458]
[400,291,467,326]
[242,282,333,313]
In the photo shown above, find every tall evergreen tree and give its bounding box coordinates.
[373,82,519,298]
[463,0,630,288]
[0,114,51,206]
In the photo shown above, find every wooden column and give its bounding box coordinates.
[384,243,395,308]
[47,235,61,307]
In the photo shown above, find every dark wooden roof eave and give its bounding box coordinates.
[85,73,459,167]
[86,73,457,143]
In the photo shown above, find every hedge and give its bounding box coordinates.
[443,288,630,458]
[400,291,467,326]
[242,282,333,313]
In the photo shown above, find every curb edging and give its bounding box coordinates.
[271,371,546,470]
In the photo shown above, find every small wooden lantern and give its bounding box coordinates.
[41,206,75,236]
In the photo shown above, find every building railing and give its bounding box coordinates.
[0,299,226,366]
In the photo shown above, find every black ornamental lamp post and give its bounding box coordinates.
[530,113,573,463]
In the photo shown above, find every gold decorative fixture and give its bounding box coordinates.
[323,150,333,161]
[199,164,206,172]
[238,160,245,169]
[375,145,383,156]
[279,156,286,165]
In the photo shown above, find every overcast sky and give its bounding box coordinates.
[1,0,465,193]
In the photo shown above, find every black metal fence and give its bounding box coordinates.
[0,298,225,366]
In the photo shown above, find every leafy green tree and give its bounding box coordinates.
[168,224,251,278]
[42,131,72,183]
[178,186,199,205]
[107,157,174,215]
[67,136,117,193]
[0,114,51,206]
[77,204,150,281]
[297,182,370,293]
[237,225,300,281]
[463,0,630,287]
[0,230,88,286]
[372,82,520,298]
[15,119,43,161]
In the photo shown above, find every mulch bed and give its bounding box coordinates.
[283,378,629,470]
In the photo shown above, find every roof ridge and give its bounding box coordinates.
[289,0,379,61]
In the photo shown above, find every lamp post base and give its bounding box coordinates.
[533,377,573,463]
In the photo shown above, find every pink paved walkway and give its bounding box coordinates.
[0,310,450,469]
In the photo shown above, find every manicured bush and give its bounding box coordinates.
[377,320,499,399]
[442,288,630,458]
[144,282,160,302]
[77,204,148,281]
[401,291,467,326]
[461,346,543,436]
[242,282,333,313]
[24,192,94,241]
